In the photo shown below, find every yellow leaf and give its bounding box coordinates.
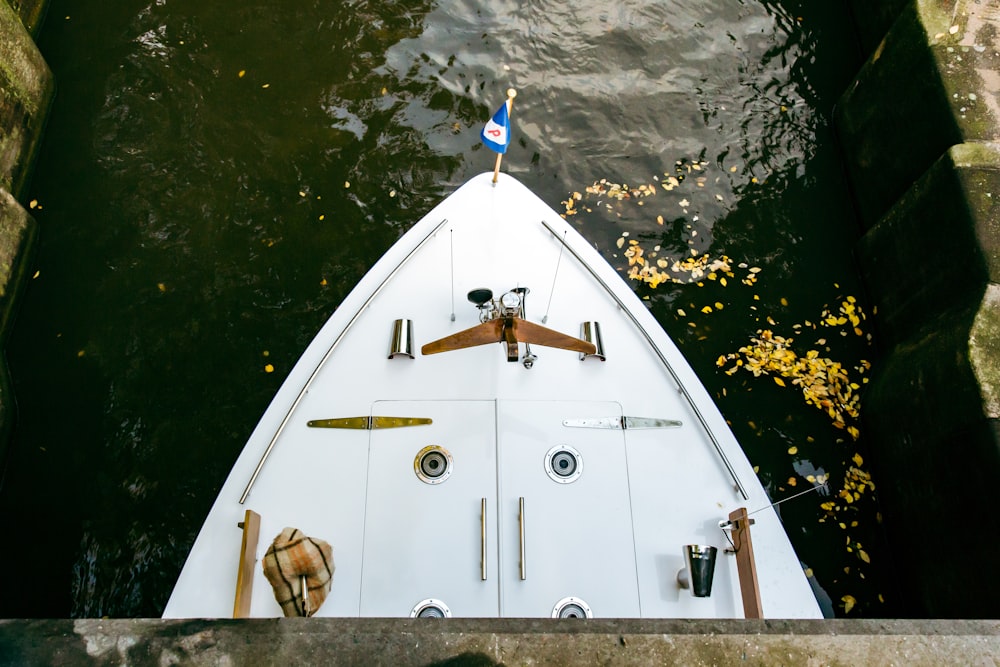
[852,453,864,466]
[787,477,797,486]
[773,377,785,387]
[238,70,246,78]
[842,595,856,614]
[714,302,724,310]
[787,446,798,455]
[264,364,275,373]
[701,305,713,314]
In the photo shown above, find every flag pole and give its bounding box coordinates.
[492,88,517,184]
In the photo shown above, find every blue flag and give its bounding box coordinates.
[481,101,511,154]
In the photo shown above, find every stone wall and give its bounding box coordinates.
[838,0,1000,616]
[0,0,51,457]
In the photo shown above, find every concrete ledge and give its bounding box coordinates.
[1,618,998,666]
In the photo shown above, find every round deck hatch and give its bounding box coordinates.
[544,445,583,483]
[552,596,593,618]
[414,445,453,484]
[410,598,452,618]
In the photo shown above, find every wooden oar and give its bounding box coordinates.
[421,319,503,355]
[511,318,596,355]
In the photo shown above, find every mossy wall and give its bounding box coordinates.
[0,0,51,462]
[840,0,1000,616]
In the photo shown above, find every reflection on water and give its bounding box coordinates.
[0,0,890,617]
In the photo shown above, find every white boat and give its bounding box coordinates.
[164,172,822,619]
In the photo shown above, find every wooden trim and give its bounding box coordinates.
[233,509,261,619]
[728,507,763,619]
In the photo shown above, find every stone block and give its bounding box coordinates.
[4,0,48,37]
[835,0,1000,229]
[0,188,36,460]
[0,0,53,200]
[846,0,910,54]
[858,142,1000,616]
[856,143,1000,351]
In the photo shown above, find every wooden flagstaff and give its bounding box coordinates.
[492,88,517,184]
[728,507,763,618]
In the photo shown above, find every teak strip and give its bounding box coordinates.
[729,507,763,619]
[233,509,261,618]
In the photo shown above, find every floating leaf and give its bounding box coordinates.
[842,595,856,613]
[264,364,275,373]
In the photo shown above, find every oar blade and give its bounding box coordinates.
[421,319,504,355]
[512,318,597,355]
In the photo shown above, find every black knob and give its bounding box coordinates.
[467,288,493,306]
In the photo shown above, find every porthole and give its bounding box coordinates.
[410,598,452,618]
[414,445,453,484]
[551,596,592,619]
[544,445,583,484]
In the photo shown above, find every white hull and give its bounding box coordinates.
[164,173,821,619]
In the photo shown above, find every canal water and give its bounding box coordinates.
[0,0,896,617]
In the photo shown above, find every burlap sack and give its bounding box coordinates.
[262,527,334,617]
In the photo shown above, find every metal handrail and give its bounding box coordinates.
[540,219,748,500]
[239,218,450,503]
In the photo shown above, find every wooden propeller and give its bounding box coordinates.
[421,317,597,362]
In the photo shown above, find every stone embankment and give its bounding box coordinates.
[839,0,1000,617]
[0,0,50,456]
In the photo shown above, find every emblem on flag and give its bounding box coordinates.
[481,101,511,154]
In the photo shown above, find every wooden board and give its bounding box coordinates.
[233,509,261,618]
[729,507,763,619]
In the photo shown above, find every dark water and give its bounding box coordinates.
[0,0,896,618]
